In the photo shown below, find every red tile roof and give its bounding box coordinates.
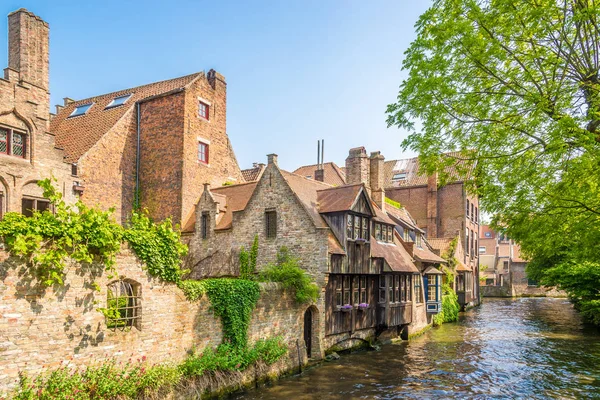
[241,164,265,182]
[51,72,203,163]
[316,184,365,214]
[384,151,476,188]
[293,162,347,186]
[280,170,331,229]
[181,181,258,233]
[371,237,418,273]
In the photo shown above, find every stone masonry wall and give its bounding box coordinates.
[0,248,315,392]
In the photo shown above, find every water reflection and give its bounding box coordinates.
[232,298,600,399]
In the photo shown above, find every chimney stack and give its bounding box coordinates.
[315,139,325,182]
[345,147,370,187]
[8,9,49,91]
[369,151,385,211]
[267,153,278,166]
[426,172,439,238]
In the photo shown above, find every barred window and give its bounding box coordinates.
[0,127,26,158]
[201,212,209,239]
[0,128,7,154]
[265,210,277,238]
[106,280,141,331]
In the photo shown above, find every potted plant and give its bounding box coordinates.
[340,304,353,312]
[358,303,369,310]
[355,238,367,245]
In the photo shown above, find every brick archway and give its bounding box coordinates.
[303,305,321,359]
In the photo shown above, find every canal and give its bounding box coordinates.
[233,298,600,399]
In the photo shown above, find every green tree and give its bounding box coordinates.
[387,0,600,323]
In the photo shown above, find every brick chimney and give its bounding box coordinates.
[369,151,385,211]
[426,172,439,238]
[267,153,278,166]
[8,9,49,91]
[345,147,370,187]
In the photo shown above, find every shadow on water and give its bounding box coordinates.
[231,298,600,400]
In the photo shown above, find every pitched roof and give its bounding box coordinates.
[480,225,495,239]
[316,184,366,214]
[293,162,347,186]
[280,170,331,229]
[241,164,265,182]
[384,151,475,188]
[413,245,447,264]
[51,72,203,163]
[384,201,420,230]
[181,181,258,233]
[371,238,418,273]
[371,202,396,225]
[427,238,454,256]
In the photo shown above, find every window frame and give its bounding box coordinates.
[0,126,27,159]
[21,197,51,217]
[69,103,94,118]
[414,275,423,303]
[198,100,210,120]
[392,172,407,181]
[105,94,132,109]
[198,141,209,164]
[106,279,141,331]
[265,209,277,239]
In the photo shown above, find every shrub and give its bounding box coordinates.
[258,247,319,304]
[433,283,460,326]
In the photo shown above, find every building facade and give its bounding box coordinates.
[0,9,76,219]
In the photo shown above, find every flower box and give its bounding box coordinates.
[339,305,353,312]
[358,303,369,310]
[355,238,367,245]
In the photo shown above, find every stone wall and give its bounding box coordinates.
[0,248,317,392]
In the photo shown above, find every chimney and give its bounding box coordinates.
[63,97,74,106]
[369,151,385,211]
[345,147,370,187]
[267,153,278,166]
[315,139,325,182]
[8,9,49,90]
[203,183,211,193]
[426,172,439,238]
[207,69,226,90]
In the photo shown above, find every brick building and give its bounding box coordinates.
[0,9,76,219]
[383,152,480,304]
[184,149,449,352]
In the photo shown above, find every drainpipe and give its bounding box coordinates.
[135,102,141,209]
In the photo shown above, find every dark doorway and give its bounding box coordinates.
[304,308,312,358]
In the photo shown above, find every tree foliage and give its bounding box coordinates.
[388,0,600,324]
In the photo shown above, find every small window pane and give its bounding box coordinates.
[70,103,93,117]
[36,200,50,213]
[353,216,360,239]
[22,198,34,217]
[0,129,7,154]
[375,224,381,241]
[265,210,277,238]
[12,133,24,157]
[106,94,131,108]
[198,142,209,164]
[346,214,353,238]
[199,101,209,119]
[387,226,393,242]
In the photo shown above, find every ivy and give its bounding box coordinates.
[179,278,260,349]
[123,211,188,283]
[433,283,460,326]
[0,179,188,287]
[258,247,319,304]
[239,235,258,279]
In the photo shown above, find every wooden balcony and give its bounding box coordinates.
[376,302,412,327]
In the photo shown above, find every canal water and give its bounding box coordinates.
[233,298,600,399]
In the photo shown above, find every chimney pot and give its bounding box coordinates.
[203,183,211,192]
[267,153,278,166]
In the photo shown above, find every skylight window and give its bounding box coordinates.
[69,103,93,117]
[393,172,407,181]
[105,94,131,109]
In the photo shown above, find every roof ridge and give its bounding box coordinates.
[316,182,363,192]
[68,71,204,104]
[211,181,258,191]
[280,170,334,187]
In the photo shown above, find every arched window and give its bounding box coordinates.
[106,280,141,331]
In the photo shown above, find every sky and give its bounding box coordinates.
[0,0,431,172]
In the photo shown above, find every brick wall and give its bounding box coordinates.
[0,247,318,392]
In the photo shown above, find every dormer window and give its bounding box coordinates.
[374,223,394,243]
[416,234,422,248]
[199,101,210,120]
[70,103,93,117]
[347,214,369,241]
[105,94,131,109]
[392,172,407,181]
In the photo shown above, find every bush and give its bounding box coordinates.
[258,247,319,304]
[433,284,460,326]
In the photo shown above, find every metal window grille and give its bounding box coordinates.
[0,129,7,154]
[265,210,277,238]
[201,213,208,239]
[106,280,141,331]
[12,133,24,157]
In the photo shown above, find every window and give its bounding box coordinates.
[484,232,492,238]
[265,210,277,238]
[404,229,410,242]
[379,276,386,303]
[427,275,438,302]
[471,203,475,221]
[352,276,359,305]
[71,163,78,176]
[392,172,406,181]
[106,280,141,330]
[466,199,470,218]
[414,275,422,303]
[353,215,360,239]
[416,234,422,248]
[0,128,7,154]
[335,279,343,306]
[479,246,486,254]
[22,197,51,217]
[201,212,209,239]
[374,223,394,243]
[465,229,470,255]
[503,261,509,271]
[375,223,381,241]
[69,103,93,117]
[361,217,368,239]
[387,226,393,242]
[198,142,209,164]
[0,191,4,220]
[106,94,131,109]
[199,101,210,120]
[346,214,353,238]
[0,127,27,158]
[360,276,367,304]
[343,276,351,305]
[475,207,478,223]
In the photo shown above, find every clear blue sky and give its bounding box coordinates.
[1,1,429,172]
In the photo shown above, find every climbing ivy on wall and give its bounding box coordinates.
[0,179,187,287]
